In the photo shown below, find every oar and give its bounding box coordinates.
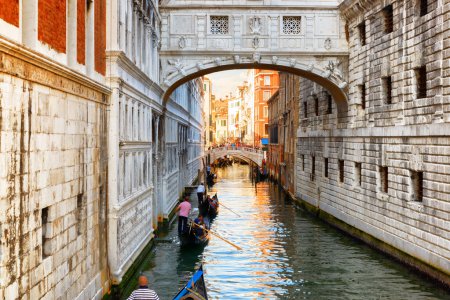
[186,288,206,300]
[191,222,242,251]
[217,201,241,217]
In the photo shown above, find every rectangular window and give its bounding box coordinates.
[270,125,279,144]
[411,170,423,202]
[264,76,271,86]
[419,0,428,16]
[263,106,268,117]
[355,162,362,186]
[339,160,344,183]
[359,84,366,109]
[41,207,49,259]
[210,16,229,34]
[264,124,269,135]
[379,166,389,193]
[415,66,427,99]
[221,120,226,126]
[76,193,83,235]
[324,158,329,178]
[383,76,392,104]
[311,156,315,181]
[301,154,305,171]
[303,102,308,118]
[283,16,301,35]
[263,90,271,101]
[314,95,319,116]
[326,93,333,114]
[383,5,394,33]
[358,21,366,46]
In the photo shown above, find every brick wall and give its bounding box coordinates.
[38,0,66,53]
[95,0,106,75]
[0,0,19,27]
[77,0,86,65]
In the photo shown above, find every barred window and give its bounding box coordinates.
[210,16,229,35]
[283,16,301,34]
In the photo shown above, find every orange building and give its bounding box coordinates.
[253,69,279,147]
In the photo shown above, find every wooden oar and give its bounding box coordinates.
[217,201,241,217]
[186,288,206,300]
[191,222,242,251]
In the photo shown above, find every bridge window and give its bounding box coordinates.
[283,16,301,35]
[382,76,392,104]
[383,5,394,33]
[358,21,366,46]
[210,16,229,35]
[410,170,423,202]
[415,66,427,99]
[418,0,428,16]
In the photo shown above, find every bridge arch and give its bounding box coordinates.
[208,147,264,168]
[161,59,348,115]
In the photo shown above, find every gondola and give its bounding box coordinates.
[179,218,210,247]
[199,194,219,220]
[173,265,208,300]
[206,172,215,187]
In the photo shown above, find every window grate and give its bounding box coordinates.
[210,16,229,35]
[283,16,302,35]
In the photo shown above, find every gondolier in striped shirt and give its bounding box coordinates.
[127,275,159,300]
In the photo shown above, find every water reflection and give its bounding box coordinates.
[128,164,449,300]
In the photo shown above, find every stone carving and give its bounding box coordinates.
[252,36,260,49]
[196,62,204,70]
[152,31,160,49]
[234,55,241,64]
[325,60,344,80]
[252,52,261,63]
[167,59,186,76]
[272,56,279,64]
[214,57,222,66]
[307,63,314,71]
[324,38,332,50]
[289,58,297,67]
[178,36,186,49]
[249,16,262,34]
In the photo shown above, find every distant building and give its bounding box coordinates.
[252,69,279,147]
[228,94,241,142]
[203,77,213,149]
[213,97,229,144]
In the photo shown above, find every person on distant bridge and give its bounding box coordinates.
[127,275,159,300]
[175,197,191,235]
[196,183,205,206]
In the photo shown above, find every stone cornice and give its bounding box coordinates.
[339,0,374,21]
[0,37,110,102]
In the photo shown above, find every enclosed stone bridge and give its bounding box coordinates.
[208,146,264,167]
[159,0,350,112]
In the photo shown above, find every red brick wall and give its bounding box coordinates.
[38,0,66,53]
[77,0,85,64]
[94,0,106,75]
[0,0,19,27]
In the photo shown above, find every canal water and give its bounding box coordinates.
[125,164,449,299]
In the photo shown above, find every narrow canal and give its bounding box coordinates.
[125,164,449,299]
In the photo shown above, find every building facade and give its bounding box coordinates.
[213,97,229,145]
[295,0,450,284]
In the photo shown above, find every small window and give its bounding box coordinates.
[358,21,366,46]
[311,156,315,181]
[303,102,308,118]
[326,93,333,114]
[379,166,389,193]
[263,106,268,117]
[42,207,49,259]
[324,158,329,178]
[314,95,319,116]
[283,16,302,35]
[411,170,423,202]
[301,154,305,171]
[419,0,428,16]
[355,162,362,186]
[339,160,344,183]
[415,66,427,99]
[210,16,229,35]
[383,5,394,33]
[382,76,392,104]
[359,84,366,109]
[264,76,271,86]
[264,124,269,135]
[76,194,83,235]
[263,90,271,101]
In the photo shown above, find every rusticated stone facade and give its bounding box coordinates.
[0,43,109,299]
[295,0,450,285]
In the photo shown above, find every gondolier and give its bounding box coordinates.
[196,183,205,206]
[127,275,159,300]
[176,197,191,234]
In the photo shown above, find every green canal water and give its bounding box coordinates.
[125,164,449,299]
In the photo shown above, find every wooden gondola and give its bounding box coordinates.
[173,265,208,300]
[199,194,219,220]
[179,219,210,248]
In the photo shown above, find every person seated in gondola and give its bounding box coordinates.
[193,215,206,238]
[208,195,218,210]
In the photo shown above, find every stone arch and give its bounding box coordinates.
[161,57,348,114]
[211,153,260,168]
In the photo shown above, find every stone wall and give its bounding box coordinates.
[295,0,450,284]
[0,43,109,299]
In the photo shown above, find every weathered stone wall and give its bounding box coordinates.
[0,45,109,299]
[295,0,450,284]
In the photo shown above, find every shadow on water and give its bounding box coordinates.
[124,164,450,300]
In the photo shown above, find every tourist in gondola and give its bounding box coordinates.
[176,196,191,234]
[194,215,206,239]
[196,182,205,206]
[127,275,159,300]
